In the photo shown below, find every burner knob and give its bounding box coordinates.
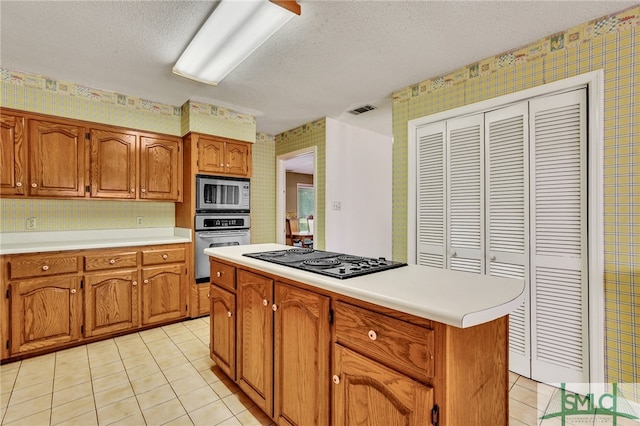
[378,257,386,261]
[339,268,346,274]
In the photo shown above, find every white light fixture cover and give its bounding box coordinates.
[173,0,297,86]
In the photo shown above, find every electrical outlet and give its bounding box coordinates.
[332,201,341,211]
[137,216,144,226]
[26,217,37,230]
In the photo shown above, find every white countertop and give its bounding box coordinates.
[205,243,525,329]
[0,228,192,254]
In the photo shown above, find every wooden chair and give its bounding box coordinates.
[285,219,293,246]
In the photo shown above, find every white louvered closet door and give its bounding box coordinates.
[485,103,531,377]
[447,115,484,273]
[416,122,447,268]
[530,89,589,385]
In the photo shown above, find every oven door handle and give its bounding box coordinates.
[197,230,249,239]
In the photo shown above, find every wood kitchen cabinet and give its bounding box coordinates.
[28,119,86,197]
[197,134,251,177]
[333,345,434,425]
[1,243,189,362]
[209,284,236,379]
[6,250,83,355]
[90,129,137,199]
[0,112,26,196]
[237,269,274,416]
[0,107,184,202]
[213,265,330,424]
[140,135,183,201]
[84,249,139,337]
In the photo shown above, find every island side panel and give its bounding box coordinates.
[444,316,509,425]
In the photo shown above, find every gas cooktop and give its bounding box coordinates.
[243,248,407,280]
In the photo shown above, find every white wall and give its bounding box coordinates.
[325,118,393,259]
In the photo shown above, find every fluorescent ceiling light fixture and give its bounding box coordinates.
[173,0,300,86]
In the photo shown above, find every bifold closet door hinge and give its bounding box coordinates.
[328,309,334,324]
[81,325,84,334]
[85,133,90,140]
[5,289,9,299]
[431,404,439,426]
[5,340,9,350]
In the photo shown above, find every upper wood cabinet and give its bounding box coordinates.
[28,119,87,198]
[197,135,251,177]
[90,129,137,199]
[0,112,26,196]
[140,136,182,201]
[0,108,183,202]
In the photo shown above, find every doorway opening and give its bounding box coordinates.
[276,148,316,246]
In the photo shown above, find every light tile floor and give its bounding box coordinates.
[0,317,635,426]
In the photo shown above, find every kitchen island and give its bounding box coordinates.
[206,243,524,426]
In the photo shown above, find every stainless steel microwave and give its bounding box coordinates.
[196,175,250,212]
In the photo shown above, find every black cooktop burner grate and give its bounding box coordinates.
[303,258,342,269]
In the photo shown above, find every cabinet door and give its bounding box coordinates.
[225,141,250,176]
[274,283,330,426]
[140,136,182,201]
[237,270,273,416]
[333,345,434,426]
[10,276,82,355]
[198,136,225,174]
[0,113,26,196]
[84,270,139,337]
[29,119,86,197]
[210,284,236,380]
[90,129,137,199]
[141,264,186,325]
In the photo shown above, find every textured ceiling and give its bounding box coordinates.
[1,0,637,137]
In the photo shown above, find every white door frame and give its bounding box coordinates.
[276,147,317,245]
[407,70,605,388]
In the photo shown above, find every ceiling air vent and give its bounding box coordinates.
[348,105,376,115]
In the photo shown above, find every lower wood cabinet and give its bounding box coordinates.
[209,284,236,379]
[333,345,434,425]
[10,276,83,355]
[141,264,186,325]
[84,270,139,337]
[208,257,510,426]
[1,243,188,361]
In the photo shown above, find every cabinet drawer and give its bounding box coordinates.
[84,251,137,271]
[210,260,235,290]
[334,301,435,382]
[141,247,185,265]
[8,255,80,279]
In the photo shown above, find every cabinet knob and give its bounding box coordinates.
[162,254,168,260]
[130,188,135,193]
[368,330,377,341]
[31,183,37,188]
[272,304,278,311]
[216,271,222,277]
[144,279,149,284]
[220,163,224,167]
[262,299,268,306]
[141,188,146,193]
[226,164,230,168]
[70,289,77,294]
[207,292,210,298]
[42,265,49,271]
[132,281,137,286]
[332,375,340,384]
[227,311,232,318]
[109,259,116,264]
[16,182,22,187]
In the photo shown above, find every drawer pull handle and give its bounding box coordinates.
[262,299,268,306]
[70,289,76,294]
[144,279,149,284]
[227,311,232,318]
[132,281,137,286]
[217,271,222,277]
[109,259,116,264]
[332,375,340,384]
[272,304,278,311]
[368,330,377,341]
[162,254,168,260]
[42,265,49,271]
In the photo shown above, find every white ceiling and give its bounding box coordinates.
[1,1,636,138]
